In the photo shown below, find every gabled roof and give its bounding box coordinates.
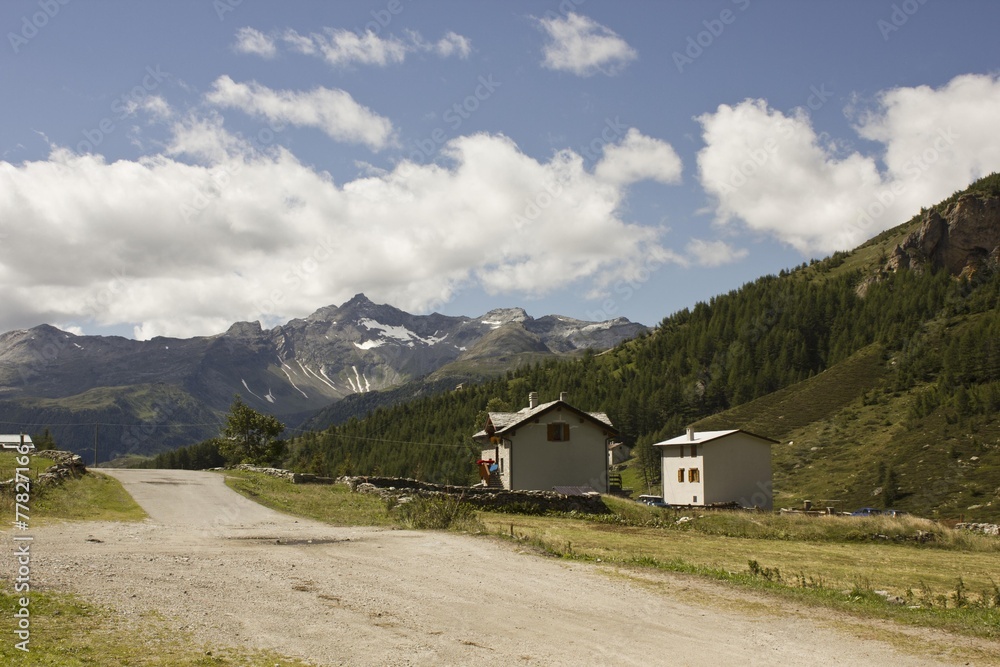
[473,399,617,440]
[0,434,33,445]
[653,429,777,447]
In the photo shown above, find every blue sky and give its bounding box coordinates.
[1,0,999,339]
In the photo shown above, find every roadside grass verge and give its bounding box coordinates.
[0,585,310,666]
[221,471,1000,640]
[0,452,146,524]
[481,509,1000,640]
[222,469,393,526]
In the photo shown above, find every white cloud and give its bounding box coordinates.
[277,28,471,67]
[595,128,682,186]
[537,12,637,77]
[433,31,472,58]
[0,123,682,338]
[696,73,1000,255]
[205,76,396,151]
[232,27,277,58]
[685,239,748,267]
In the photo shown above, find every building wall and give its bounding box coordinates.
[702,435,772,510]
[660,434,772,509]
[660,444,705,505]
[507,409,608,492]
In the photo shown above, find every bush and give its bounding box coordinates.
[393,494,483,532]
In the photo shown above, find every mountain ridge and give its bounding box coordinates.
[0,296,648,461]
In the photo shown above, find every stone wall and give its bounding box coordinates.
[230,464,335,484]
[955,522,1000,536]
[341,475,609,514]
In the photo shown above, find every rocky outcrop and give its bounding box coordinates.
[889,195,1000,278]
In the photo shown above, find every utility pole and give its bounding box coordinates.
[93,423,99,467]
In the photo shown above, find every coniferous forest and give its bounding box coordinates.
[148,175,1000,518]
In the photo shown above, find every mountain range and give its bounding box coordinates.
[0,295,647,461]
[266,174,1000,520]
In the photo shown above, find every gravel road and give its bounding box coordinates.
[29,469,978,666]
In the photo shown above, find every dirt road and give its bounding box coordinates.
[30,469,973,666]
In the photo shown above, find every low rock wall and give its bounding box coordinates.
[341,475,608,514]
[955,522,1000,536]
[231,464,335,484]
[0,450,89,487]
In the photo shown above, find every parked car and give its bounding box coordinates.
[850,507,883,516]
[883,509,908,517]
[637,494,667,508]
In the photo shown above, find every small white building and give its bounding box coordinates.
[0,434,33,449]
[654,428,775,510]
[608,441,631,467]
[473,392,618,493]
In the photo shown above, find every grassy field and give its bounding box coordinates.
[0,451,146,524]
[221,471,1000,641]
[0,453,309,666]
[0,586,311,667]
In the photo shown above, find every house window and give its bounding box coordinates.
[688,468,700,483]
[547,423,570,441]
[677,468,685,483]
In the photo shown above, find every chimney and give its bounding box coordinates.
[687,426,695,441]
[528,392,539,409]
[559,391,568,402]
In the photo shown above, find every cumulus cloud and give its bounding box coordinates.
[595,128,683,186]
[685,239,749,267]
[232,26,277,58]
[205,76,396,151]
[274,28,471,67]
[537,12,637,76]
[0,123,682,338]
[697,73,1000,255]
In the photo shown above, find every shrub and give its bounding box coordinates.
[393,494,483,532]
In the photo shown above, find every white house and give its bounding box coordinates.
[0,434,33,449]
[654,428,775,510]
[608,441,631,467]
[473,392,618,493]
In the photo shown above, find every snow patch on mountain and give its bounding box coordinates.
[357,318,448,347]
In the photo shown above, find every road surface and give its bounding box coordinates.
[28,469,980,666]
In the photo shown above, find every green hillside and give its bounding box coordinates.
[160,175,1000,519]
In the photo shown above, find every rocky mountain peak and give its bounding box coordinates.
[224,320,264,338]
[479,307,530,327]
